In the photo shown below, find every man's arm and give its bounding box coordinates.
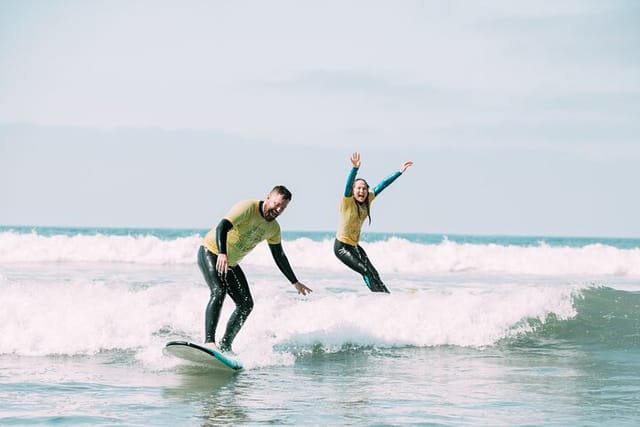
[269,243,298,283]
[215,219,233,275]
[216,219,233,254]
[269,243,312,295]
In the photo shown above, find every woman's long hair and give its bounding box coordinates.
[353,178,372,225]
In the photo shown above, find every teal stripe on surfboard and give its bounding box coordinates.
[164,340,243,371]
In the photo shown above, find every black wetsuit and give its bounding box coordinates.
[334,240,389,293]
[198,208,298,352]
[197,245,253,351]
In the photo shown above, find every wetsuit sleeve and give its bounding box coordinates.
[215,219,233,254]
[269,243,299,284]
[344,167,359,197]
[372,171,402,196]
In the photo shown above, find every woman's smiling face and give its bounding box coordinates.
[352,179,369,203]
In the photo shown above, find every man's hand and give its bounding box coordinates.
[293,282,312,296]
[216,253,229,276]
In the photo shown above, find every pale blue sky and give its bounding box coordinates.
[1,0,639,237]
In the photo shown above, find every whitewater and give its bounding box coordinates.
[2,227,640,276]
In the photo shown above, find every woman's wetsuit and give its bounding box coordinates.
[334,240,389,293]
[334,166,402,293]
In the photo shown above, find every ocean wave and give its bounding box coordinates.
[3,265,636,357]
[510,286,640,349]
[2,230,640,277]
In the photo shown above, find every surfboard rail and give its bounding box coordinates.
[164,340,243,371]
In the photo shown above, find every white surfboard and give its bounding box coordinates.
[164,341,243,371]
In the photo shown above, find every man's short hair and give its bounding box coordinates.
[271,185,292,201]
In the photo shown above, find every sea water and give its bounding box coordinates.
[0,226,639,426]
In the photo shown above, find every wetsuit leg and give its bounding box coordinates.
[355,245,390,293]
[333,240,390,293]
[218,265,254,352]
[197,246,227,343]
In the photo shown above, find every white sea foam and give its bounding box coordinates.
[1,229,637,368]
[2,230,640,277]
[0,260,585,367]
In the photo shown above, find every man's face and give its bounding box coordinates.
[263,192,290,221]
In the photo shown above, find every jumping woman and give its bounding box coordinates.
[334,152,413,293]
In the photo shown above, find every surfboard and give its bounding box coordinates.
[163,340,243,371]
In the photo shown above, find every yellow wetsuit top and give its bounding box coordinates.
[336,166,402,246]
[336,192,377,246]
[203,199,281,266]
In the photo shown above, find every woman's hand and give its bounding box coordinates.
[350,152,361,168]
[400,160,413,173]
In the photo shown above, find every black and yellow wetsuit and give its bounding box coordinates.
[334,166,403,293]
[198,199,298,352]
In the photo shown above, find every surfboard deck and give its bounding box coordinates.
[163,340,243,371]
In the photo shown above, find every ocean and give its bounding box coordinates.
[1,226,639,426]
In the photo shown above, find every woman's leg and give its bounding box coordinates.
[355,245,389,293]
[355,244,390,293]
[334,240,389,293]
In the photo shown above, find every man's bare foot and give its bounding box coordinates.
[203,342,221,352]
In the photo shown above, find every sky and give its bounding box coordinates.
[1,0,639,237]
